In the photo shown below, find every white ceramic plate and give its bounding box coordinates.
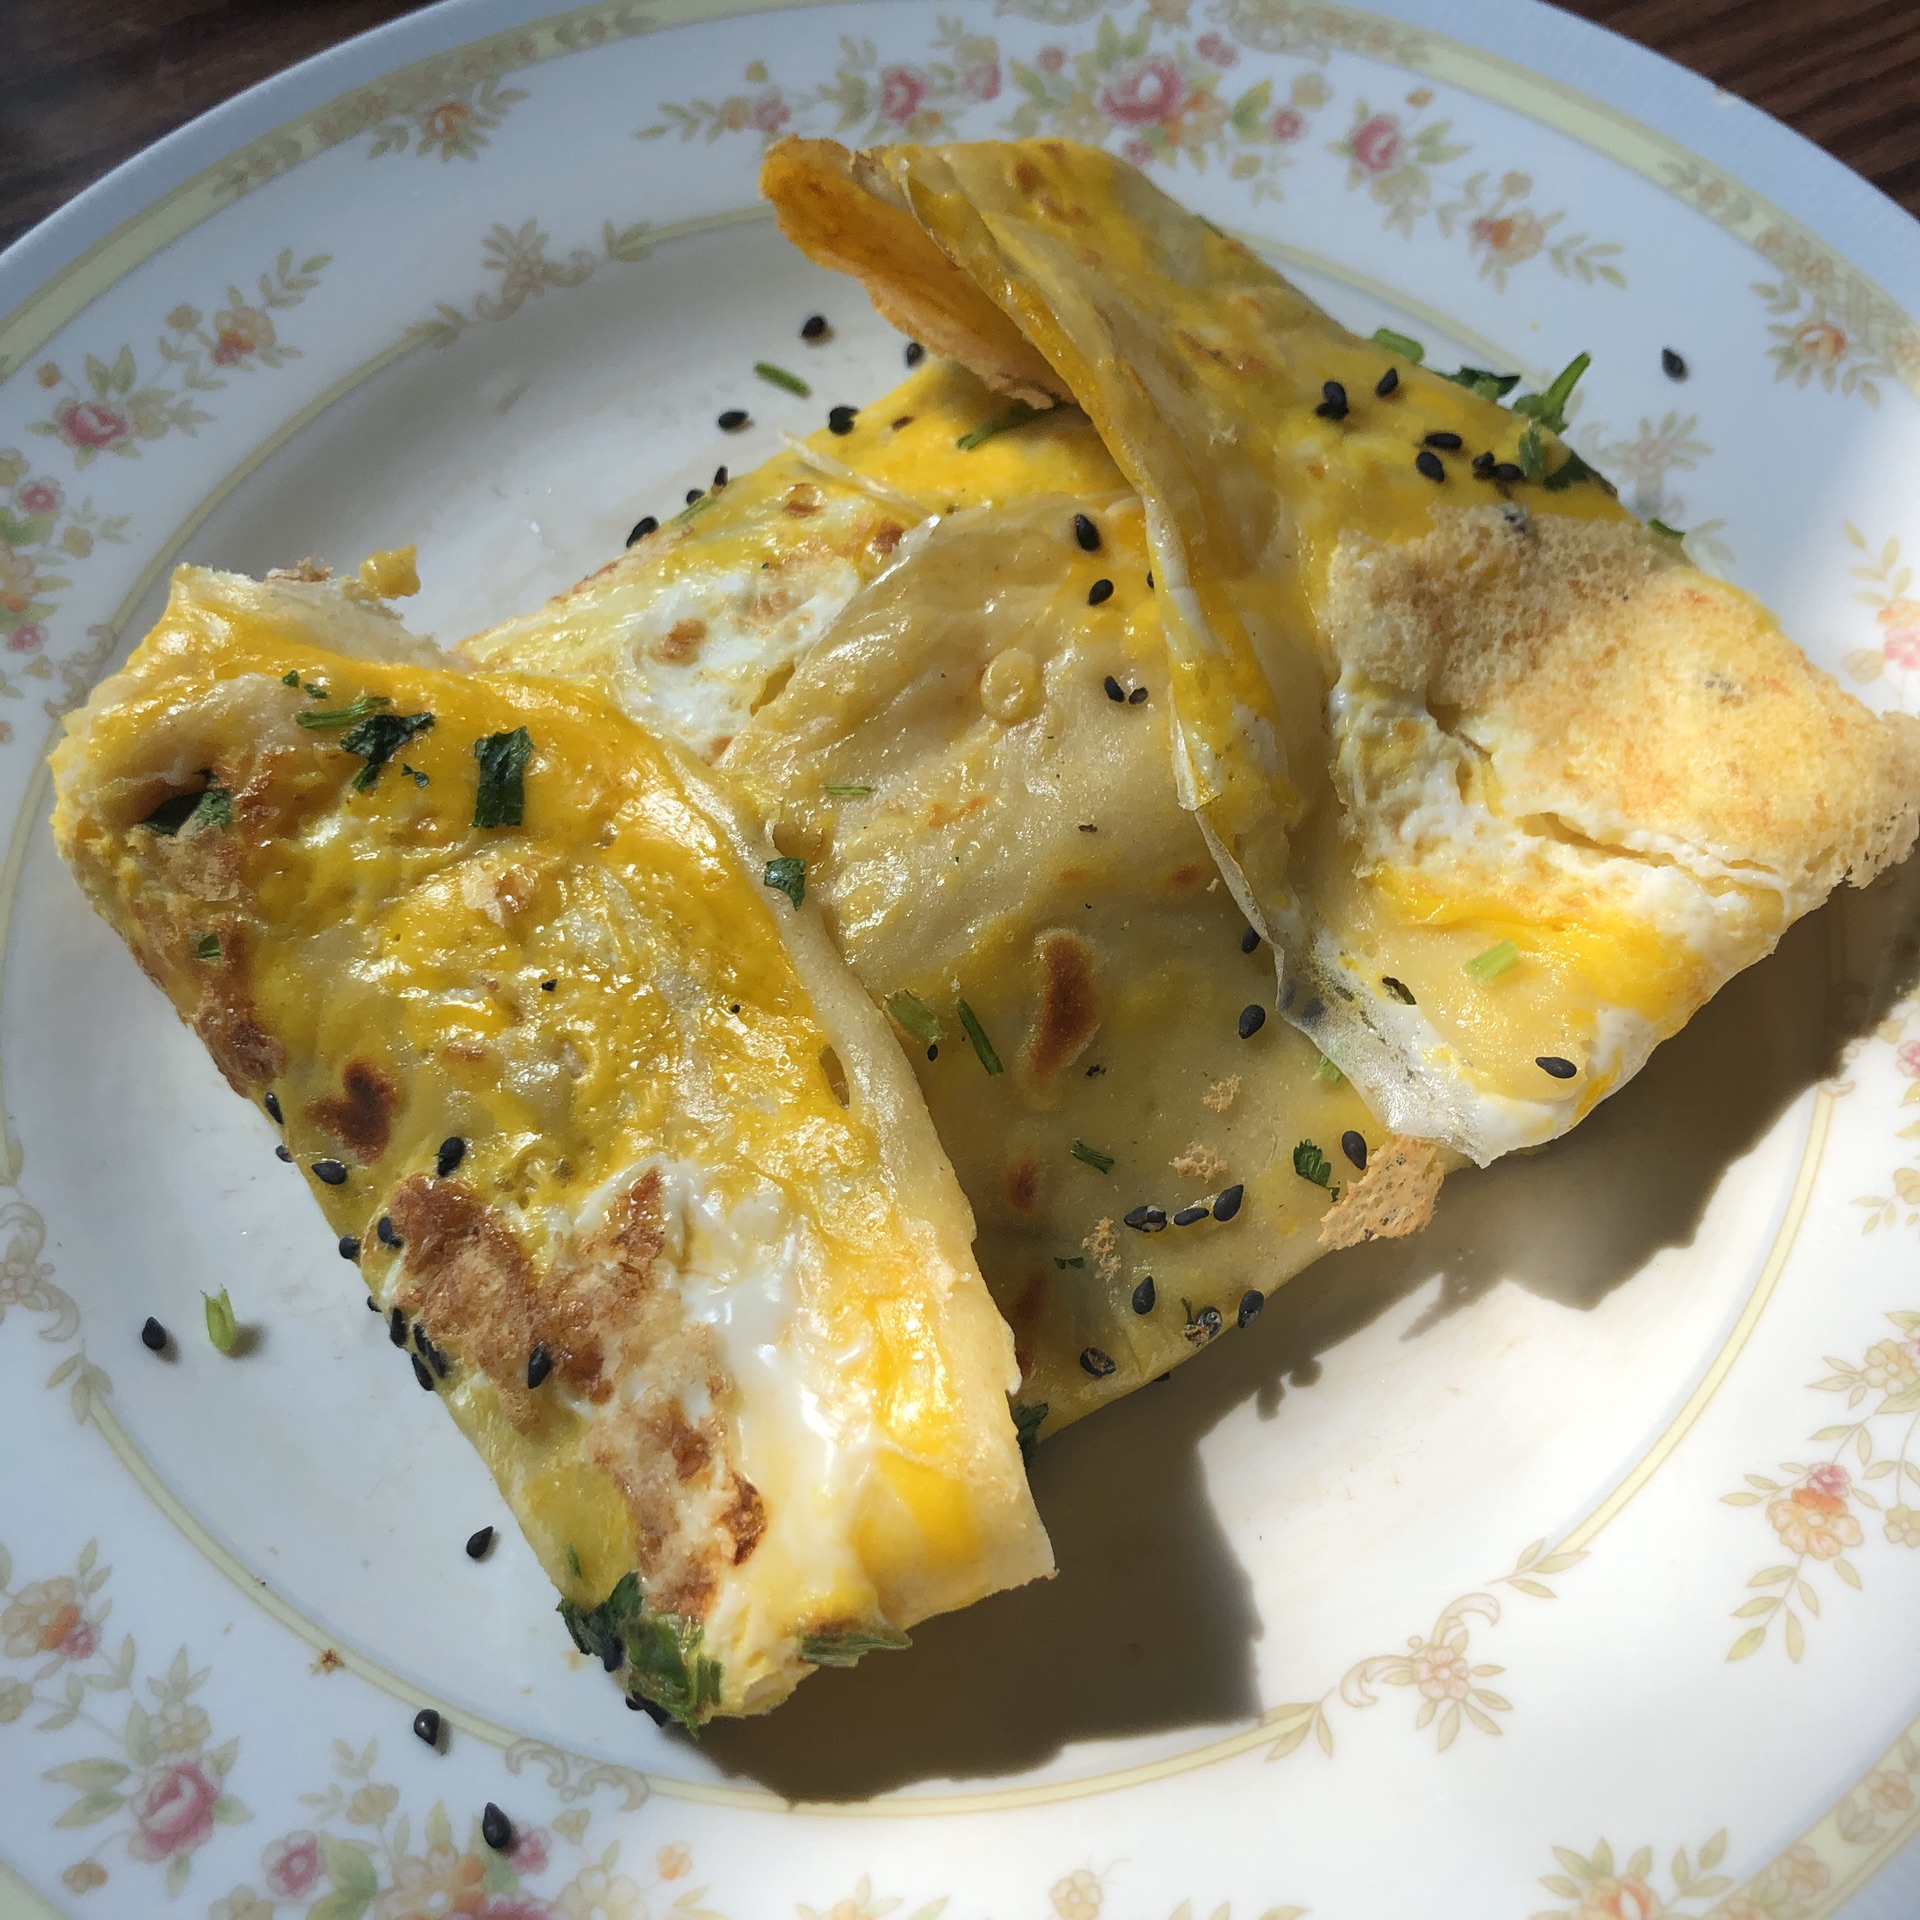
[5,2,1920,1914]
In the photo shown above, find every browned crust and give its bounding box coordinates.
[1005,1152,1042,1215]
[1318,1136,1445,1250]
[1024,930,1100,1082]
[306,1059,398,1162]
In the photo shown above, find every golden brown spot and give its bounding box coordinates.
[870,519,906,556]
[1168,863,1203,889]
[1014,159,1043,194]
[1005,1269,1047,1379]
[782,484,823,518]
[657,1409,713,1482]
[307,1058,398,1162]
[1024,929,1100,1082]
[721,1475,766,1565]
[648,618,707,665]
[926,792,991,830]
[1006,1153,1042,1215]
[182,922,286,1092]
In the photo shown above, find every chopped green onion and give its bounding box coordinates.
[472,726,532,825]
[203,1288,238,1355]
[824,782,873,797]
[190,788,233,832]
[762,856,806,911]
[1512,350,1591,434]
[1649,518,1686,541]
[1464,938,1520,981]
[1011,1401,1048,1462]
[1446,365,1521,400]
[956,999,1003,1075]
[192,933,221,962]
[1543,448,1603,492]
[1292,1139,1333,1189]
[1314,1054,1343,1085]
[281,670,301,687]
[673,493,718,527]
[1517,420,1545,482]
[754,361,811,397]
[565,1543,582,1580]
[798,1626,910,1667]
[1370,327,1426,363]
[1054,1255,1086,1269]
[956,401,1039,451]
[297,693,391,730]
[1071,1140,1115,1174]
[884,991,944,1045]
[340,712,434,793]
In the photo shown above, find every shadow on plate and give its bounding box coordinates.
[698,867,1920,1802]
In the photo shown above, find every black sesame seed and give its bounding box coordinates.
[1131,1275,1157,1315]
[1472,451,1496,475]
[141,1316,168,1353]
[1240,925,1261,953]
[1237,1289,1264,1329]
[717,410,749,433]
[1103,675,1125,703]
[1146,571,1153,588]
[436,1137,466,1178]
[1322,379,1348,409]
[1341,1129,1368,1170]
[1662,347,1688,380]
[1374,366,1399,398]
[600,1639,622,1673]
[712,465,728,489]
[1079,1345,1116,1378]
[1128,685,1149,704]
[1536,1055,1579,1079]
[904,340,926,367]
[1073,513,1101,553]
[275,1145,293,1163]
[1238,1004,1266,1039]
[527,1343,552,1389]
[412,1708,442,1748]
[338,1235,362,1261]
[427,1340,449,1378]
[263,1091,283,1124]
[1172,1205,1210,1227]
[800,313,830,341]
[1212,1184,1245,1222]
[1381,976,1416,1005]
[413,1323,431,1358]
[926,1044,938,1061]
[377,1215,400,1248]
[1087,578,1114,606]
[626,517,659,545]
[1123,1204,1168,1233]
[312,1159,348,1185]
[1423,431,1463,450]
[1415,449,1447,482]
[541,979,557,991]
[1492,462,1524,484]
[366,1294,380,1311]
[389,1307,408,1348]
[1193,1306,1222,1342]
[1314,393,1348,421]
[411,1352,436,1392]
[685,488,704,506]
[628,1692,670,1723]
[481,1803,512,1852]
[827,405,857,435]
[465,1526,494,1561]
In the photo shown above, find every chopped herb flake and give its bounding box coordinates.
[754,360,811,397]
[1314,1054,1343,1085]
[342,711,434,792]
[956,999,1004,1075]
[1649,518,1686,541]
[1071,1140,1115,1174]
[193,933,221,962]
[1517,420,1545,482]
[824,782,874,797]
[190,787,233,831]
[565,1543,582,1580]
[1293,1140,1333,1189]
[297,692,391,730]
[1543,447,1603,492]
[762,856,806,910]
[1464,938,1520,981]
[1055,1255,1086,1269]
[203,1287,238,1354]
[1447,365,1522,400]
[1511,350,1591,434]
[957,401,1039,451]
[1012,1401,1048,1461]
[142,785,230,836]
[472,726,532,825]
[1371,327,1426,362]
[884,990,944,1045]
[282,670,301,686]
[799,1625,910,1667]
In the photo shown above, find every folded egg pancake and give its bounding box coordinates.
[762,136,1920,1165]
[49,561,1051,1724]
[461,368,1444,1442]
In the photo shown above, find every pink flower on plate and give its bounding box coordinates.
[1793,319,1847,366]
[1037,45,1066,75]
[1268,106,1305,142]
[1195,32,1237,65]
[1349,112,1404,174]
[1808,1462,1851,1501]
[1100,55,1185,127]
[127,1758,220,1863]
[961,60,1001,103]
[1123,137,1155,167]
[507,1827,550,1876]
[1877,599,1920,670]
[879,66,927,125]
[748,90,790,136]
[1898,1039,1920,1078]
[480,1899,559,1920]
[57,1614,98,1659]
[263,1833,322,1901]
[6,624,44,656]
[16,480,62,515]
[53,399,131,452]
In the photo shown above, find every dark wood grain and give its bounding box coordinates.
[1,0,1917,256]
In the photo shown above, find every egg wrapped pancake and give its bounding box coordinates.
[762,136,1920,1165]
[461,376,1443,1441]
[49,563,1051,1724]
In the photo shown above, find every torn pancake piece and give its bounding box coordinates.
[50,564,1051,1724]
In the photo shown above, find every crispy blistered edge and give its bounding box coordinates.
[1317,1136,1447,1251]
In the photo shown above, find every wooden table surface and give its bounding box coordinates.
[2,0,1917,256]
